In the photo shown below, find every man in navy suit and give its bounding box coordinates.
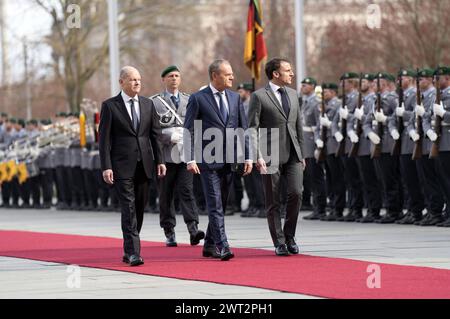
[184,59,252,261]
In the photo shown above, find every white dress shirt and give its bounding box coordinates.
[209,84,229,116]
[269,81,283,106]
[121,91,140,122]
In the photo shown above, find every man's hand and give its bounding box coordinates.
[415,104,425,117]
[102,169,114,185]
[396,104,405,117]
[301,159,306,171]
[390,129,400,140]
[243,161,253,176]
[348,130,359,143]
[433,103,446,118]
[409,130,420,142]
[339,106,349,120]
[315,139,324,148]
[256,158,267,174]
[157,164,167,178]
[320,115,332,128]
[374,110,387,123]
[354,107,364,121]
[334,131,344,142]
[426,129,438,142]
[368,132,381,145]
[187,162,200,175]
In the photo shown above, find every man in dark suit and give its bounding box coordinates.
[248,57,306,256]
[99,66,166,267]
[184,59,252,261]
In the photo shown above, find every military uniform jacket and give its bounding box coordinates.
[353,92,377,157]
[391,87,416,155]
[408,87,436,154]
[150,91,189,164]
[302,93,320,158]
[363,90,398,154]
[426,86,450,152]
[315,97,341,153]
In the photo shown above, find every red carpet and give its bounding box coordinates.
[1,230,450,299]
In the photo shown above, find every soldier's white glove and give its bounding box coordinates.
[368,132,381,145]
[334,132,344,142]
[433,103,446,118]
[390,129,400,140]
[320,115,332,128]
[409,130,420,142]
[170,131,183,144]
[315,139,324,148]
[426,129,437,142]
[339,106,349,120]
[354,107,364,121]
[374,110,387,123]
[396,104,405,117]
[415,104,425,117]
[348,130,359,143]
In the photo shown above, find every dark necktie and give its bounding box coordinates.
[170,95,179,110]
[278,87,290,117]
[129,99,139,131]
[216,92,228,123]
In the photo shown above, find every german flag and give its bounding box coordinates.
[244,0,267,82]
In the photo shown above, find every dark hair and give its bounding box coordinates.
[265,58,291,80]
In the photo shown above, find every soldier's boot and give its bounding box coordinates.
[343,209,363,222]
[418,213,444,226]
[357,210,381,223]
[375,211,402,224]
[320,210,343,222]
[303,209,326,220]
[395,211,422,225]
[436,216,450,227]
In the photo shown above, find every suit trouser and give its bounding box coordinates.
[200,165,232,249]
[400,154,425,215]
[115,161,149,256]
[437,151,450,211]
[356,156,382,214]
[416,157,445,216]
[193,174,206,210]
[341,156,364,212]
[29,176,41,206]
[304,157,327,214]
[262,159,303,247]
[326,155,346,212]
[374,154,403,213]
[158,163,198,234]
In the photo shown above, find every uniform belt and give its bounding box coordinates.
[303,126,316,132]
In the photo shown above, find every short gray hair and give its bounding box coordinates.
[208,59,230,80]
[120,66,139,80]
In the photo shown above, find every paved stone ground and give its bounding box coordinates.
[0,207,449,299]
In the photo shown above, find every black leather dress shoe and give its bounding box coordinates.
[303,212,325,220]
[202,246,220,258]
[190,230,205,246]
[275,244,289,256]
[418,214,444,226]
[129,255,144,266]
[286,240,299,254]
[220,247,235,261]
[395,212,421,225]
[165,230,177,247]
[122,254,130,264]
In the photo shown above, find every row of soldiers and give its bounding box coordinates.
[299,68,450,227]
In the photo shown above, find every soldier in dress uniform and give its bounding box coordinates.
[430,66,450,227]
[363,73,403,223]
[408,68,446,226]
[150,65,205,247]
[25,119,41,208]
[315,83,346,220]
[0,118,17,207]
[301,77,328,220]
[352,73,383,222]
[36,119,55,209]
[393,69,426,224]
[54,112,70,210]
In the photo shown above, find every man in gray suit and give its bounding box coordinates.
[248,57,305,256]
[151,66,205,247]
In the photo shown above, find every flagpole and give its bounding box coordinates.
[252,1,256,92]
[295,0,306,93]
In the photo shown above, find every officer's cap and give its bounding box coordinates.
[398,69,416,78]
[362,73,375,81]
[161,65,180,78]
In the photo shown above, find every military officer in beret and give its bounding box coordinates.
[301,77,328,220]
[363,73,403,223]
[150,65,205,247]
[315,83,346,219]
[393,69,426,224]
[431,66,450,227]
[408,68,446,226]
